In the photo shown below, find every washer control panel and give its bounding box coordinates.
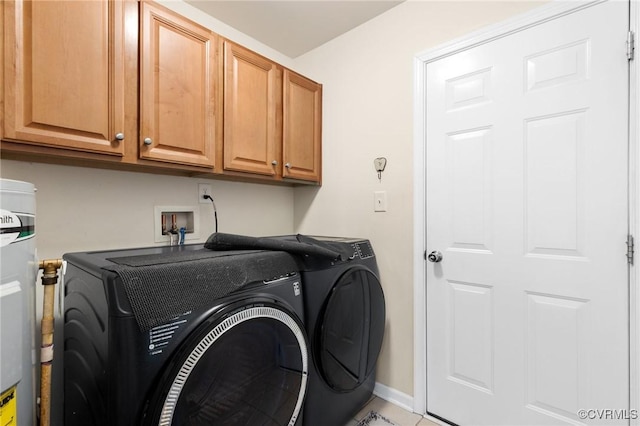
[353,241,374,259]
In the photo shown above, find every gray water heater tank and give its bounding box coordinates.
[0,179,37,426]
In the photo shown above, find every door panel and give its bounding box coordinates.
[525,111,586,258]
[426,2,629,425]
[448,281,494,393]
[447,128,493,252]
[525,293,590,420]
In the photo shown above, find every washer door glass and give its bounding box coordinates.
[317,267,385,392]
[155,305,308,426]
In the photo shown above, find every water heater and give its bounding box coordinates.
[0,179,37,426]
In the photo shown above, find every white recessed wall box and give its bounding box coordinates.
[154,206,200,243]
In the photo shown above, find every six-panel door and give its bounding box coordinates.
[426,2,630,424]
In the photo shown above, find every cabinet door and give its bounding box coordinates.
[223,41,281,176]
[139,1,219,168]
[283,70,322,183]
[3,0,126,155]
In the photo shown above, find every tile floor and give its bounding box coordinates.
[344,396,441,426]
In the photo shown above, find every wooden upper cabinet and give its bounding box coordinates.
[2,0,321,183]
[283,70,322,183]
[223,41,281,176]
[3,0,126,155]
[139,1,219,168]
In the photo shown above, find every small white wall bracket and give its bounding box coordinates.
[374,157,387,182]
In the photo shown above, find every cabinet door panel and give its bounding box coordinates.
[3,0,125,155]
[139,1,218,168]
[224,42,280,176]
[283,70,321,183]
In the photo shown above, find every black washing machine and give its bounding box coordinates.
[201,233,386,426]
[62,244,309,426]
[287,236,386,426]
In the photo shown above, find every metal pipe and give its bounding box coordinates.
[38,259,63,426]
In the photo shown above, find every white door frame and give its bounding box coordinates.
[412,0,639,421]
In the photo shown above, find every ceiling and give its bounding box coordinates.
[184,1,405,58]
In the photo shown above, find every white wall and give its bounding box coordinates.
[293,0,546,398]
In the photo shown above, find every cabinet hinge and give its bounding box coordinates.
[628,31,635,61]
[423,250,427,261]
[627,234,635,265]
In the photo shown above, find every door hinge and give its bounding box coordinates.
[627,234,635,265]
[627,31,635,61]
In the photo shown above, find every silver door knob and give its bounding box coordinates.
[427,251,443,263]
[143,137,152,146]
[272,160,278,166]
[285,162,291,169]
[115,133,124,141]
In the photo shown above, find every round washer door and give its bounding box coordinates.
[316,266,385,392]
[148,302,308,426]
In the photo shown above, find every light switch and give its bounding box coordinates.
[374,191,387,212]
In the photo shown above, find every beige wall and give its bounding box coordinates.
[0,161,295,259]
[292,0,546,397]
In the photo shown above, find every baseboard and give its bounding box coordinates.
[373,382,414,413]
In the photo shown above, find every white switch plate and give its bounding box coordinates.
[374,191,387,212]
[198,183,212,204]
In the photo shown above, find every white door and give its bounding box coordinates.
[426,2,630,425]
